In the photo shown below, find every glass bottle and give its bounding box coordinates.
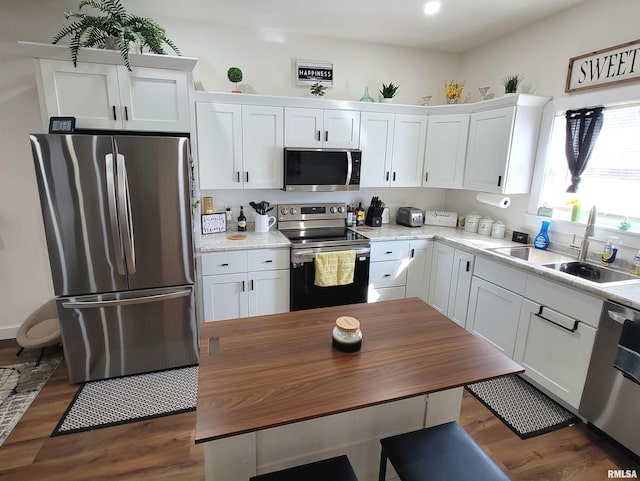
[355,202,365,226]
[359,87,374,102]
[237,206,247,232]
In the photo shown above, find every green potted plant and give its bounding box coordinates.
[227,67,243,93]
[379,82,399,102]
[503,74,523,94]
[52,0,180,71]
[310,82,327,97]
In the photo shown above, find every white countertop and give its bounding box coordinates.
[197,224,640,310]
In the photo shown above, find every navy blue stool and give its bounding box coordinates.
[379,421,510,481]
[250,455,359,481]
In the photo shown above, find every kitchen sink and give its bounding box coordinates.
[487,245,573,264]
[541,261,640,285]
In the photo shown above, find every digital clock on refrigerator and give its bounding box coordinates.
[48,116,76,134]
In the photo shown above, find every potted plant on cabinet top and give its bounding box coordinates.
[445,80,465,104]
[310,82,327,97]
[503,74,523,94]
[52,0,181,71]
[379,82,399,103]
[227,67,243,93]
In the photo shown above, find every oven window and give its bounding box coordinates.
[290,257,369,311]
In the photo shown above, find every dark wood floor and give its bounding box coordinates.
[0,339,637,480]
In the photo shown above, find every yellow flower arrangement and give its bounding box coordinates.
[445,80,465,101]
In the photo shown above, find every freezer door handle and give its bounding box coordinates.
[105,153,127,275]
[61,289,191,308]
[116,153,136,274]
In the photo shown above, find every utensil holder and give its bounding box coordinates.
[365,207,384,227]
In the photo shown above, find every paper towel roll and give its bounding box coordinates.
[476,192,511,208]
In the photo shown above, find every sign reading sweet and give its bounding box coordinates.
[566,39,640,92]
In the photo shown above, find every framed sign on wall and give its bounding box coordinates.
[566,38,640,92]
[295,60,333,86]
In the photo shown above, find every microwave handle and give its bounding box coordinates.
[345,151,353,185]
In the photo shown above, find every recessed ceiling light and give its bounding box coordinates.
[424,1,441,15]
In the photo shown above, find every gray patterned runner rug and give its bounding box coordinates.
[0,353,62,447]
[465,375,580,439]
[52,365,198,436]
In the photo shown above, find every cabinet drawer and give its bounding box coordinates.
[524,274,602,328]
[201,251,248,275]
[368,286,406,303]
[473,256,526,295]
[247,248,289,271]
[369,260,408,288]
[370,241,410,261]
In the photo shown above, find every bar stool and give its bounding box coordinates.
[250,455,359,481]
[379,421,510,481]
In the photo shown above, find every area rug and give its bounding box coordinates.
[0,353,63,447]
[52,365,198,436]
[465,375,580,439]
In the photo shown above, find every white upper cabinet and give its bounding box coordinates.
[196,102,283,190]
[360,113,426,187]
[463,96,548,194]
[423,113,469,188]
[284,107,360,148]
[37,59,191,132]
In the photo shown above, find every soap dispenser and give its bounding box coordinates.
[534,220,550,250]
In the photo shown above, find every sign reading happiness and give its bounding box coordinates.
[296,60,333,86]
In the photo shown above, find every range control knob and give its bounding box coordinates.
[330,206,337,213]
[290,208,298,215]
[280,208,289,215]
[338,206,346,213]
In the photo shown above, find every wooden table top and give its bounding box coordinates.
[195,298,523,443]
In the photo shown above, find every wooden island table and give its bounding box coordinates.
[195,298,523,481]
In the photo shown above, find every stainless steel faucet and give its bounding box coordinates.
[570,205,597,262]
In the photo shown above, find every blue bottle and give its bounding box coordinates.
[534,221,550,250]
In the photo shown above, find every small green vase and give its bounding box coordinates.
[359,87,374,102]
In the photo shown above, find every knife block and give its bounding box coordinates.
[365,207,384,227]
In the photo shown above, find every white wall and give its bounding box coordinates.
[446,0,640,247]
[0,1,458,337]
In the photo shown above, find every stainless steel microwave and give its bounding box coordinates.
[283,148,362,192]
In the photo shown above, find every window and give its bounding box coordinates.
[539,104,640,232]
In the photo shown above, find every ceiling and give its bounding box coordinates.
[130,0,592,53]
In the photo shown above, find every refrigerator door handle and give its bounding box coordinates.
[105,153,127,275]
[116,153,136,274]
[61,289,191,308]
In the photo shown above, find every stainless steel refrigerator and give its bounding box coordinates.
[30,133,198,383]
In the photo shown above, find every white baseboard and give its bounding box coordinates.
[0,326,19,340]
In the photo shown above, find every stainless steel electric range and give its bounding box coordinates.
[278,203,370,311]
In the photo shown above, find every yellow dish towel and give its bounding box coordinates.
[314,250,356,287]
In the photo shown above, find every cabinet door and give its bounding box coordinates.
[248,270,290,317]
[196,102,243,190]
[359,112,394,187]
[391,114,427,187]
[514,299,597,408]
[405,241,432,303]
[323,110,360,148]
[467,277,522,357]
[427,243,454,314]
[202,273,248,322]
[117,66,190,132]
[423,114,469,188]
[463,106,515,193]
[369,286,406,303]
[242,105,284,189]
[284,107,323,147]
[448,250,474,327]
[38,59,121,130]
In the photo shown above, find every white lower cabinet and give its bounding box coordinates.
[427,242,474,326]
[368,241,410,303]
[467,277,523,357]
[514,299,597,409]
[405,240,433,302]
[200,248,289,322]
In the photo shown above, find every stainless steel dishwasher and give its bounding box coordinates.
[580,300,640,457]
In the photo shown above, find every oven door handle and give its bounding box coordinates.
[293,247,371,261]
